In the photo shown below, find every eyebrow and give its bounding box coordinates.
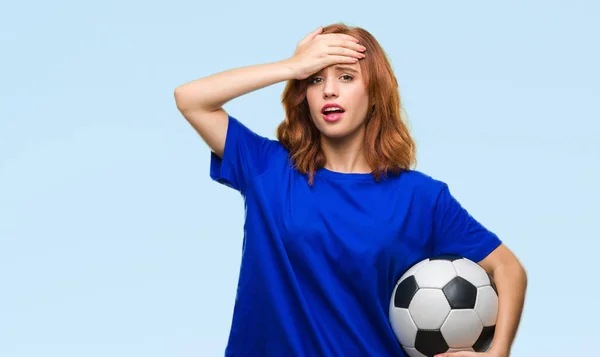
[313,66,359,77]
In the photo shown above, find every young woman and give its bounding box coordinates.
[174,23,527,357]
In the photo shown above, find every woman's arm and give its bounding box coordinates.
[174,61,295,158]
[173,27,365,158]
[480,244,527,357]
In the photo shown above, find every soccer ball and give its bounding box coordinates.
[389,255,498,357]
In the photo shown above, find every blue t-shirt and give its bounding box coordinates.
[209,115,502,357]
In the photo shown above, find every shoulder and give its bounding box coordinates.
[387,169,450,208]
[227,114,290,157]
[396,169,447,193]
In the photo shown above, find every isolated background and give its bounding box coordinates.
[1,0,598,356]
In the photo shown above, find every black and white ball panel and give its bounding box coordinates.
[388,307,418,347]
[474,286,498,327]
[473,326,495,352]
[409,289,451,329]
[403,346,476,357]
[414,260,457,288]
[452,257,492,288]
[441,309,483,347]
[393,275,419,309]
[443,276,478,309]
[415,330,448,356]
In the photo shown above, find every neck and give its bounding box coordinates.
[320,127,371,174]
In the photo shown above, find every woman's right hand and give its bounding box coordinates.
[284,27,366,80]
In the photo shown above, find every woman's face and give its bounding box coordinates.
[305,62,370,140]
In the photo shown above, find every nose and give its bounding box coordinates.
[323,78,338,99]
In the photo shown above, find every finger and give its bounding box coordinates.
[326,46,365,59]
[325,55,361,66]
[308,26,323,39]
[434,352,472,357]
[327,39,366,52]
[300,26,323,45]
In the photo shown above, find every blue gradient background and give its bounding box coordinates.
[1,1,598,356]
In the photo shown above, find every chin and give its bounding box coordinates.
[317,123,363,140]
[320,127,352,139]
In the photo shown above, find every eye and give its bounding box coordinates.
[307,75,353,85]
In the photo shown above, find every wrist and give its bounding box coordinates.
[275,58,299,80]
[488,343,510,357]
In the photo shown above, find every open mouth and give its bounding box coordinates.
[321,104,345,114]
[321,104,345,122]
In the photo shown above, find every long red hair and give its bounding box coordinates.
[276,23,416,185]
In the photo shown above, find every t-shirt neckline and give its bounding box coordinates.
[316,167,375,181]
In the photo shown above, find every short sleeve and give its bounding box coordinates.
[431,184,502,262]
[209,115,278,194]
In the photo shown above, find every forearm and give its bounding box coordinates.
[174,60,295,113]
[489,260,527,356]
